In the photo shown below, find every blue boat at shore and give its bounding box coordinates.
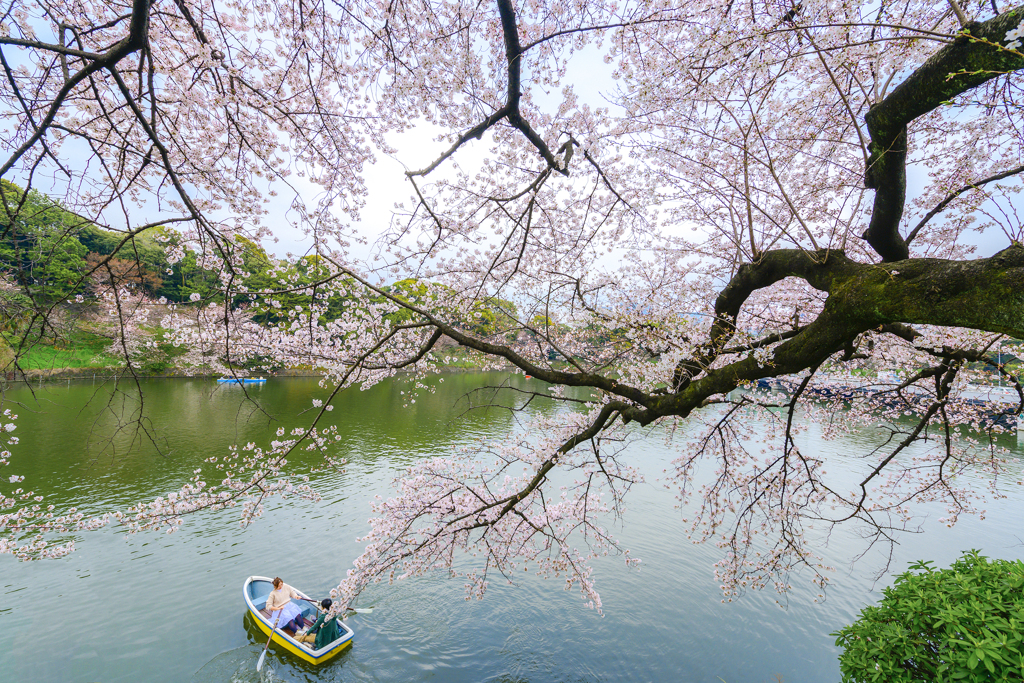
[217,376,267,384]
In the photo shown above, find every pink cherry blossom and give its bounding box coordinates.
[0,0,1022,611]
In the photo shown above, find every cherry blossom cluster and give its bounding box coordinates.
[1,0,1023,613]
[114,426,339,536]
[0,403,103,560]
[329,408,643,614]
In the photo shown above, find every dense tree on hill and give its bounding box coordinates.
[84,253,163,295]
[1,0,1023,628]
[77,225,166,283]
[0,181,175,301]
[0,181,88,302]
[467,297,519,339]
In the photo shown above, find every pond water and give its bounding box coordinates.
[1,373,1022,683]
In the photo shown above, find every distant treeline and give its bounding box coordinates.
[0,181,518,336]
[1,179,213,304]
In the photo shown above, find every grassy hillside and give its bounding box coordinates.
[3,330,123,370]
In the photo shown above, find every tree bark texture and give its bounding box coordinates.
[864,6,1024,261]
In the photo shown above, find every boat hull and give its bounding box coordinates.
[243,575,353,665]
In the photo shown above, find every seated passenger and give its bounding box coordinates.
[297,599,342,649]
[266,577,305,634]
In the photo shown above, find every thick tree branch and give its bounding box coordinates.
[657,245,1024,424]
[407,0,567,178]
[863,5,1024,261]
[0,0,151,178]
[326,259,657,408]
[338,244,1024,442]
[671,249,853,391]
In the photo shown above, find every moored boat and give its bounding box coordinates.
[243,575,354,665]
[217,376,268,384]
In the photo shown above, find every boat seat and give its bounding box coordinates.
[252,593,271,610]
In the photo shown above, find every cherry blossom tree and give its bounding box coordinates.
[2,0,1024,613]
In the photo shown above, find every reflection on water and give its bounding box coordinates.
[0,374,1021,683]
[192,645,306,683]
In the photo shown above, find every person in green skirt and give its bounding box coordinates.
[297,598,341,649]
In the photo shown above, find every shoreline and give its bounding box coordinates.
[7,361,503,384]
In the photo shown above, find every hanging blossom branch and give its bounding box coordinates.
[330,402,641,614]
[3,0,1024,618]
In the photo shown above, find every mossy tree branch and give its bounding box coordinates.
[863,5,1024,262]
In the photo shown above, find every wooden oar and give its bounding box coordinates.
[256,613,281,672]
[300,596,324,611]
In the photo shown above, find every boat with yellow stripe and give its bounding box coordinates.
[243,575,354,665]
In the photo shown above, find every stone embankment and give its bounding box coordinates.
[755,376,1022,432]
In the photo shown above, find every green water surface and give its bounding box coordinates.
[1,374,1021,683]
